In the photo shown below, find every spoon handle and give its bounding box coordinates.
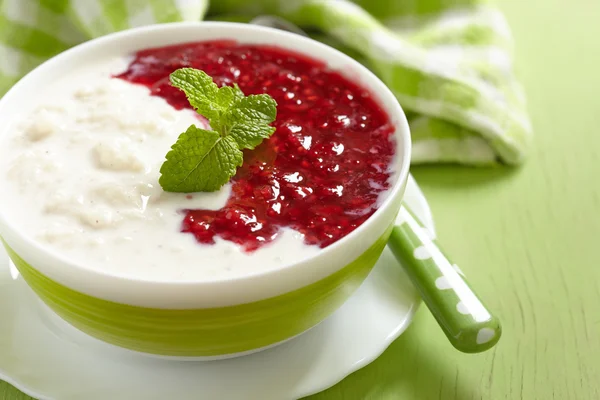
[387,205,501,353]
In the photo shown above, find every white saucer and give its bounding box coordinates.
[0,175,432,400]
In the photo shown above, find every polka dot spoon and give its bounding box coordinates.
[387,205,501,353]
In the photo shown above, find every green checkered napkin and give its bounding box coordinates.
[0,0,531,165]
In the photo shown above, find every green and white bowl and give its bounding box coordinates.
[0,22,411,358]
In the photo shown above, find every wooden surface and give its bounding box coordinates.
[2,0,600,398]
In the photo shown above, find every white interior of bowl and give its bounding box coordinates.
[0,22,411,308]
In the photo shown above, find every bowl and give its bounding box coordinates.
[0,22,411,358]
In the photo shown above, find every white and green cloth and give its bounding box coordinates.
[0,0,531,165]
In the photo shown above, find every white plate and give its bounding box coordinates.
[0,175,432,400]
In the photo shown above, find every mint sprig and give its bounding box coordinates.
[159,68,277,193]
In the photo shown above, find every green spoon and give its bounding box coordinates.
[250,16,502,354]
[388,204,501,353]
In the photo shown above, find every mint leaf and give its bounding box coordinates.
[226,95,277,149]
[229,123,276,150]
[231,95,278,124]
[159,125,243,192]
[216,84,245,107]
[170,68,218,101]
[170,68,224,130]
[160,68,277,193]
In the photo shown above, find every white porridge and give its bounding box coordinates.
[0,58,319,281]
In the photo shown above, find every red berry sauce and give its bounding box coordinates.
[117,41,396,251]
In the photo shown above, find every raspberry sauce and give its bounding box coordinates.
[117,41,396,251]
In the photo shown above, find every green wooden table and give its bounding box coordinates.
[2,0,599,398]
